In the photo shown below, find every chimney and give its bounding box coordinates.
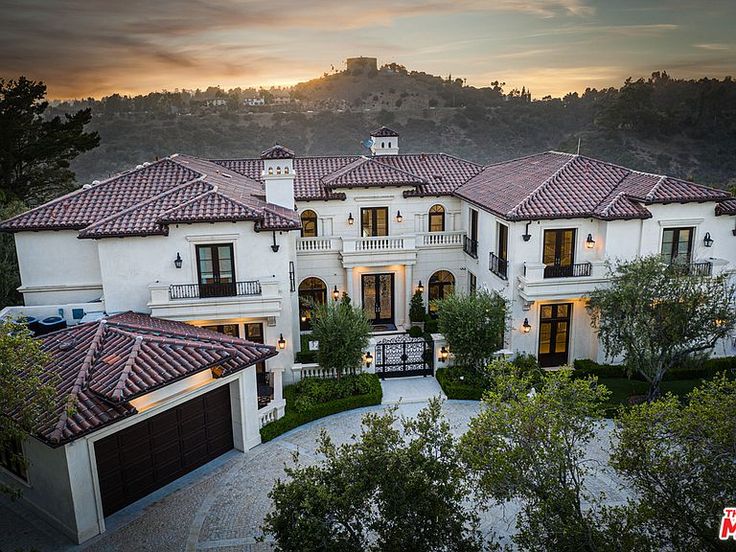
[369,126,399,156]
[260,144,296,209]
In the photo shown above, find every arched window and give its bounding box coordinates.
[428,204,445,232]
[298,277,327,330]
[268,167,274,175]
[284,166,290,174]
[428,270,455,317]
[276,166,282,175]
[381,142,385,148]
[300,209,318,237]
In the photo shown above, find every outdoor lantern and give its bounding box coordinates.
[439,346,449,363]
[703,232,714,247]
[332,285,340,301]
[396,210,403,223]
[277,333,287,350]
[522,318,532,333]
[174,252,183,269]
[364,351,373,368]
[348,212,354,225]
[417,280,424,293]
[585,233,595,249]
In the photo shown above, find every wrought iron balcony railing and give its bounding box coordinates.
[489,252,508,280]
[169,280,262,300]
[463,236,478,259]
[543,262,593,279]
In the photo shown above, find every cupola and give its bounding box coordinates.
[260,144,296,209]
[369,126,399,156]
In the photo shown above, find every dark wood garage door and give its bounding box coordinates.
[95,384,234,517]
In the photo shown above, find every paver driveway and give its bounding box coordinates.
[2,399,625,551]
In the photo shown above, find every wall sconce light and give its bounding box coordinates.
[522,318,532,333]
[703,232,714,247]
[332,285,340,301]
[174,252,183,269]
[211,365,225,378]
[438,346,449,363]
[364,351,373,368]
[271,231,280,253]
[585,233,595,249]
[522,221,532,242]
[348,212,354,225]
[417,280,424,293]
[277,333,287,350]
[396,210,403,223]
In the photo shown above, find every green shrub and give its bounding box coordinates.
[409,289,425,323]
[408,326,423,338]
[423,313,439,334]
[260,373,382,442]
[295,350,318,364]
[436,366,488,400]
[573,357,735,381]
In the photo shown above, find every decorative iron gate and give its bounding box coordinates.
[375,335,433,378]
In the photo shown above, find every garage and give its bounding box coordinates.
[94,384,234,517]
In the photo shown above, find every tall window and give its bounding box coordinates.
[0,438,27,481]
[468,272,477,294]
[428,204,445,232]
[428,270,455,317]
[298,277,327,330]
[361,207,389,237]
[300,210,318,238]
[497,222,508,261]
[661,227,694,264]
[196,243,235,297]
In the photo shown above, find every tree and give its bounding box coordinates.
[310,294,370,378]
[435,290,507,373]
[409,289,425,324]
[0,76,99,205]
[460,370,650,551]
[611,375,736,552]
[587,256,736,400]
[0,318,55,496]
[262,398,486,552]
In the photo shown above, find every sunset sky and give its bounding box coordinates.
[1,0,734,99]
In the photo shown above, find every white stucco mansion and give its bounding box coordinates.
[1,126,735,542]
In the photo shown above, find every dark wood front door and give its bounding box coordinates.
[94,384,233,517]
[538,303,572,368]
[362,273,394,325]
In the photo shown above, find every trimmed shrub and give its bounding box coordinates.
[408,326,423,338]
[573,357,735,381]
[436,366,487,400]
[260,373,382,441]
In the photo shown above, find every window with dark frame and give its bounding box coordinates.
[661,227,694,264]
[428,270,455,317]
[300,210,318,237]
[202,324,240,338]
[298,277,327,330]
[428,204,445,232]
[196,243,235,297]
[0,438,27,482]
[469,271,477,294]
[361,207,389,237]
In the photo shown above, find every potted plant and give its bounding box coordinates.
[409,289,425,331]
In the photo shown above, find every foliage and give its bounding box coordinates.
[310,295,370,378]
[460,370,651,551]
[611,375,736,552]
[262,398,487,552]
[0,318,55,496]
[587,256,736,399]
[288,373,376,413]
[423,313,439,334]
[0,76,99,205]
[260,374,382,442]
[573,356,735,381]
[294,333,317,364]
[435,290,507,373]
[0,201,25,308]
[409,289,426,323]
[407,325,423,338]
[435,366,488,400]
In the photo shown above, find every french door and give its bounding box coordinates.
[196,243,236,297]
[543,229,575,278]
[538,303,572,368]
[361,207,389,237]
[661,227,694,264]
[361,273,394,325]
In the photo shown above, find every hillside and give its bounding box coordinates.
[55,66,736,189]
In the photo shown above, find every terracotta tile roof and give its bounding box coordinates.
[322,157,426,188]
[716,199,736,216]
[261,144,295,159]
[384,154,483,196]
[371,126,399,137]
[456,152,731,221]
[33,312,277,447]
[157,189,263,224]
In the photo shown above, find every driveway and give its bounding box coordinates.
[2,398,624,551]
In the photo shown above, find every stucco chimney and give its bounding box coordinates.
[260,144,296,209]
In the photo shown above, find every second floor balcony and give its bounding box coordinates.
[489,252,508,280]
[463,235,478,259]
[169,280,262,300]
[518,261,606,300]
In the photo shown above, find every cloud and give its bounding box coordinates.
[693,43,731,51]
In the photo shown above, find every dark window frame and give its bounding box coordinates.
[361,207,389,237]
[428,270,455,317]
[661,227,695,264]
[300,210,318,238]
[195,243,236,297]
[429,204,446,232]
[298,277,328,330]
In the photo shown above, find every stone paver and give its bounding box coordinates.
[1,399,624,552]
[380,375,446,404]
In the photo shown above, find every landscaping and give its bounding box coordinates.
[260,373,382,441]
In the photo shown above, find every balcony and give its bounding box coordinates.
[296,236,340,254]
[463,236,478,259]
[542,262,593,279]
[169,280,261,300]
[663,256,713,277]
[417,231,465,248]
[489,252,508,280]
[340,235,417,268]
[518,261,606,300]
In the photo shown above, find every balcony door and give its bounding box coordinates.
[362,273,394,325]
[661,227,694,264]
[361,207,389,237]
[543,229,575,278]
[196,243,235,298]
[538,303,572,368]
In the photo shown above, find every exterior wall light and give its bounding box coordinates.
[277,333,287,350]
[439,346,449,362]
[585,234,595,249]
[364,351,373,368]
[417,280,424,293]
[348,212,354,225]
[174,252,183,268]
[703,232,714,247]
[396,210,403,223]
[211,365,225,378]
[333,285,340,301]
[522,318,532,333]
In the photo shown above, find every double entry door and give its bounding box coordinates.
[538,303,572,367]
[361,273,394,325]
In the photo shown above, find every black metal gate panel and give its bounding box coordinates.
[375,335,432,378]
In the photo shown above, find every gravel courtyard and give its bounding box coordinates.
[2,393,625,551]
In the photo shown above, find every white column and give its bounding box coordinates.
[272,369,283,402]
[346,267,354,302]
[404,264,413,326]
[230,368,261,451]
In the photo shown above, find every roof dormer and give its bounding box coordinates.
[369,126,399,156]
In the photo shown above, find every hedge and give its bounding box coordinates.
[435,367,486,400]
[573,356,735,381]
[260,373,382,442]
